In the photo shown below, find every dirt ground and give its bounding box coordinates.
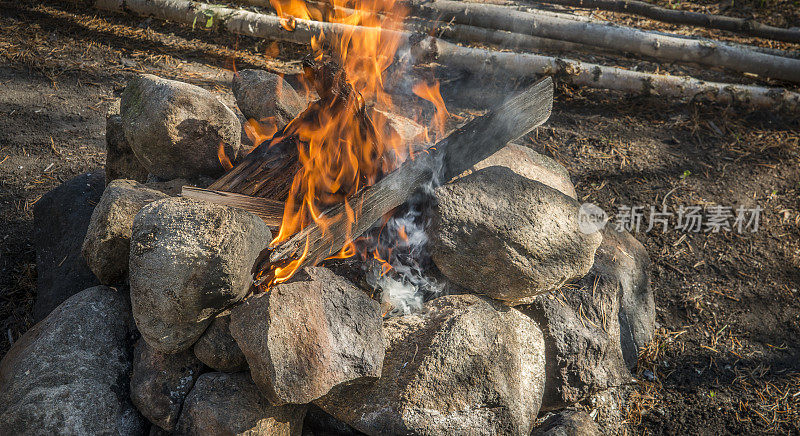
[1,0,798,434]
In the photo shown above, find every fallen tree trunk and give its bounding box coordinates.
[93,0,800,110]
[406,0,800,83]
[268,76,554,271]
[524,0,800,44]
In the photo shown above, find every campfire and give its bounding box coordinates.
[0,0,657,434]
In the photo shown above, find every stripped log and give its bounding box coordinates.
[180,186,284,228]
[93,0,800,110]
[405,0,800,83]
[524,0,800,44]
[268,77,554,270]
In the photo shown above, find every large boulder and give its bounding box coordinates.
[229,267,384,405]
[461,143,576,199]
[232,69,306,126]
[105,114,148,184]
[0,286,145,434]
[596,227,654,369]
[315,294,546,436]
[82,179,169,284]
[193,310,248,373]
[120,74,242,180]
[176,372,306,436]
[130,339,205,431]
[519,261,632,410]
[130,197,271,353]
[32,171,104,321]
[430,166,602,305]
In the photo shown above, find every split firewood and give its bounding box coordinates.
[524,0,800,44]
[405,0,800,83]
[93,0,800,110]
[180,186,284,228]
[267,76,553,273]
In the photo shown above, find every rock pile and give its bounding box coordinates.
[0,71,655,435]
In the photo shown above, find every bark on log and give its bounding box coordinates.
[268,76,554,269]
[524,0,800,44]
[406,0,800,83]
[93,0,800,110]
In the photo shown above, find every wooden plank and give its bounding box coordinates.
[181,186,284,229]
[268,76,554,272]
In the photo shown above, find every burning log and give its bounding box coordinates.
[92,0,800,111]
[524,0,800,44]
[267,76,554,277]
[180,186,284,228]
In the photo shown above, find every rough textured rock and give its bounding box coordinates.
[130,339,205,431]
[531,410,600,436]
[230,267,384,405]
[232,69,306,126]
[303,405,364,436]
[193,310,248,373]
[431,166,602,304]
[176,372,306,436]
[461,143,577,199]
[315,294,546,436]
[105,114,148,183]
[519,263,631,410]
[82,179,169,284]
[596,227,654,369]
[130,197,271,353]
[33,171,104,321]
[121,74,242,180]
[0,286,145,435]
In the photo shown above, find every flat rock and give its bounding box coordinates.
[130,339,205,431]
[33,172,104,321]
[430,166,602,304]
[595,227,654,369]
[315,294,546,436]
[121,74,242,180]
[130,197,271,354]
[82,179,169,284]
[532,410,600,436]
[105,114,148,183]
[519,259,632,410]
[193,309,248,372]
[176,372,306,436]
[230,267,384,405]
[233,69,306,127]
[460,143,576,199]
[0,286,145,435]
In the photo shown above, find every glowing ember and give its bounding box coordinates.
[249,0,448,288]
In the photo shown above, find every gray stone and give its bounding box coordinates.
[121,74,242,180]
[460,143,576,199]
[315,294,546,436]
[430,166,602,305]
[519,264,631,410]
[531,410,599,436]
[0,286,145,435]
[82,179,169,284]
[230,267,384,405]
[105,114,148,184]
[233,69,306,127]
[130,339,205,431]
[130,197,271,354]
[176,372,306,436]
[33,172,103,321]
[193,310,248,373]
[595,227,654,369]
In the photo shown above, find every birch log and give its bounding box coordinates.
[525,0,800,44]
[93,0,800,110]
[406,0,800,82]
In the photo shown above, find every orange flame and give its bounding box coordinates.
[412,80,450,140]
[217,142,233,170]
[262,0,448,286]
